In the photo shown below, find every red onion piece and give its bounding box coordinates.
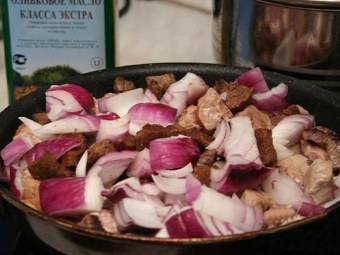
[87,150,138,185]
[251,83,290,113]
[25,137,83,165]
[39,176,104,217]
[102,177,144,204]
[1,136,34,166]
[161,72,209,115]
[156,163,193,178]
[126,148,153,178]
[46,84,95,121]
[96,114,130,143]
[36,114,101,134]
[235,67,269,93]
[185,173,202,204]
[18,117,56,141]
[97,88,144,117]
[75,150,88,177]
[297,202,326,217]
[8,166,24,199]
[262,169,311,209]
[149,135,200,171]
[152,174,186,195]
[143,88,160,103]
[206,118,228,156]
[128,103,177,127]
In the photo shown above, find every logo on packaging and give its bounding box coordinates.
[13,54,27,65]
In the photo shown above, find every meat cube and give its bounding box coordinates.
[146,73,176,99]
[32,112,51,125]
[300,140,328,162]
[21,170,41,211]
[197,149,217,166]
[60,134,87,168]
[193,165,211,186]
[241,189,276,211]
[303,126,340,170]
[135,124,213,151]
[176,105,201,129]
[236,105,273,130]
[28,151,75,180]
[78,210,119,233]
[213,78,254,113]
[277,154,310,186]
[113,135,137,151]
[254,128,277,166]
[264,205,297,228]
[87,139,117,165]
[113,76,136,93]
[197,88,233,133]
[304,159,334,205]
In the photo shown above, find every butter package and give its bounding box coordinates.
[1,0,117,102]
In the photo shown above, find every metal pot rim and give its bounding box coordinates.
[256,0,340,9]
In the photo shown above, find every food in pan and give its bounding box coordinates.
[1,67,339,238]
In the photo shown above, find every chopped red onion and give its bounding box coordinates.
[96,114,130,143]
[297,202,326,217]
[143,88,160,103]
[155,163,193,178]
[126,148,153,178]
[1,136,34,166]
[25,137,83,165]
[75,150,88,177]
[235,67,269,93]
[97,88,144,117]
[262,169,311,210]
[87,150,138,185]
[152,174,186,195]
[39,176,104,217]
[102,177,144,204]
[206,118,228,156]
[149,135,200,171]
[251,83,289,113]
[18,117,56,141]
[46,84,95,121]
[185,173,202,204]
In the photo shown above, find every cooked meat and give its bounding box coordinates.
[267,104,309,126]
[197,88,233,133]
[146,73,176,99]
[87,139,117,165]
[263,205,297,228]
[28,151,74,180]
[60,134,87,168]
[300,140,328,162]
[241,189,276,211]
[236,105,273,130]
[213,78,254,113]
[254,128,277,167]
[21,170,41,210]
[113,76,136,93]
[78,210,119,233]
[135,124,214,151]
[113,135,137,151]
[13,123,41,144]
[176,105,201,129]
[197,149,217,166]
[32,112,51,125]
[193,165,211,186]
[277,154,310,186]
[302,126,340,170]
[304,159,334,205]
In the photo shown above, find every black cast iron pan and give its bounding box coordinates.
[1,63,340,254]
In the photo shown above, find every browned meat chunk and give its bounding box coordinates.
[263,205,297,228]
[60,134,87,168]
[300,140,328,162]
[193,165,211,186]
[78,210,119,233]
[146,73,176,99]
[113,77,136,93]
[241,189,276,211]
[113,135,137,151]
[197,149,217,166]
[302,126,340,170]
[268,104,309,126]
[87,139,117,166]
[28,151,75,180]
[277,154,310,186]
[304,159,334,205]
[236,105,273,130]
[176,105,201,129]
[197,88,233,133]
[254,128,277,167]
[32,112,51,125]
[135,124,214,151]
[213,78,254,113]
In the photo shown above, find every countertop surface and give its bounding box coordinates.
[0,0,217,112]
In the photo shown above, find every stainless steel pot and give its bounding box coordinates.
[213,0,340,87]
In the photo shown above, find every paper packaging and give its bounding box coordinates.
[1,0,117,102]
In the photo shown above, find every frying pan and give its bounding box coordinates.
[1,63,340,254]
